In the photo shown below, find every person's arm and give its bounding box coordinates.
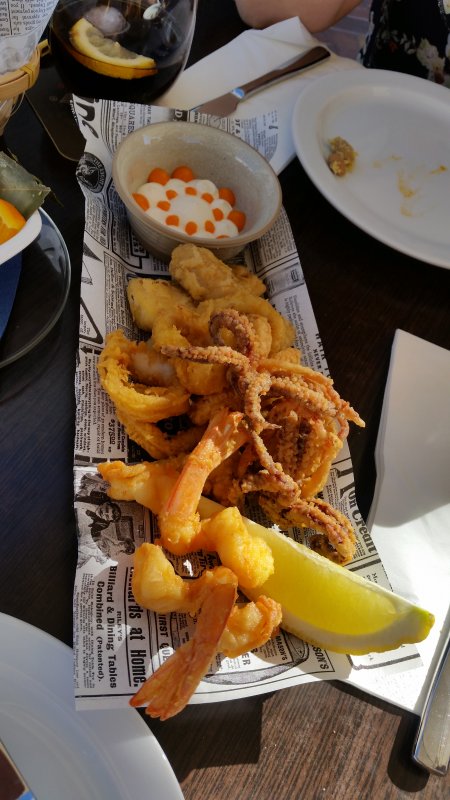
[235,0,362,32]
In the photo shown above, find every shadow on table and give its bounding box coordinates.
[335,681,429,792]
[0,316,64,401]
[144,693,266,778]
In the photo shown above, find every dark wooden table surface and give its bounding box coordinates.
[1,1,449,798]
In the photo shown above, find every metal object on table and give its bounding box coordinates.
[191,45,330,117]
[413,624,450,776]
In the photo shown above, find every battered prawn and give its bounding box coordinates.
[130,545,281,719]
[99,416,275,588]
[133,542,280,637]
[130,567,237,720]
[157,408,248,555]
[98,458,183,515]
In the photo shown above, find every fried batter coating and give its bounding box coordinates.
[99,247,364,567]
[130,562,280,719]
[189,389,239,426]
[130,343,178,387]
[199,506,274,589]
[95,245,369,720]
[116,409,205,460]
[130,569,238,720]
[158,410,249,555]
[259,494,357,566]
[150,305,227,395]
[220,596,282,659]
[230,264,267,297]
[157,307,363,564]
[98,330,190,423]
[127,278,194,331]
[130,547,281,719]
[197,294,295,355]
[169,243,265,300]
[98,459,184,514]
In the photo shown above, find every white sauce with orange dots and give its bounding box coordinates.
[132,166,246,240]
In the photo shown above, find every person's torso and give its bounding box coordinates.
[359,0,450,85]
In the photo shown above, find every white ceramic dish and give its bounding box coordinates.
[292,70,450,269]
[0,613,184,800]
[0,209,42,266]
[112,121,282,261]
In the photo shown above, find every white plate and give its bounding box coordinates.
[0,613,184,800]
[0,210,42,266]
[291,69,450,269]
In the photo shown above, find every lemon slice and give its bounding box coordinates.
[69,17,156,80]
[198,497,435,655]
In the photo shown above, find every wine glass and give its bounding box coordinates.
[49,0,198,103]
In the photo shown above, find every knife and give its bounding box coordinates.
[412,622,450,776]
[0,253,22,340]
[191,45,330,117]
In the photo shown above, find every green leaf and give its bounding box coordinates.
[0,153,51,218]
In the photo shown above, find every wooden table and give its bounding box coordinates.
[1,2,449,797]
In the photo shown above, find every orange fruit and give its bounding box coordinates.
[0,198,26,245]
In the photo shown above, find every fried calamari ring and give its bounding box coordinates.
[130,343,178,387]
[98,330,190,423]
[151,308,227,396]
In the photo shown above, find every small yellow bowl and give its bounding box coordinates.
[112,121,282,261]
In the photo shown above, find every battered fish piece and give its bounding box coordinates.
[127,277,194,331]
[169,243,265,300]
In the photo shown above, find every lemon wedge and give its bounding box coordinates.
[69,17,156,79]
[198,497,435,655]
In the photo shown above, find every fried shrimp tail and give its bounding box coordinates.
[158,409,248,554]
[130,568,238,720]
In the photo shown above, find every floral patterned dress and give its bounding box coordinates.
[359,0,450,86]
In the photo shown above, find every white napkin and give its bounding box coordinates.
[157,18,362,173]
[350,330,450,713]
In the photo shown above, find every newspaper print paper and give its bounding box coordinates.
[71,96,421,710]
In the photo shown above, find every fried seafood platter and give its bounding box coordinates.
[96,243,433,720]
